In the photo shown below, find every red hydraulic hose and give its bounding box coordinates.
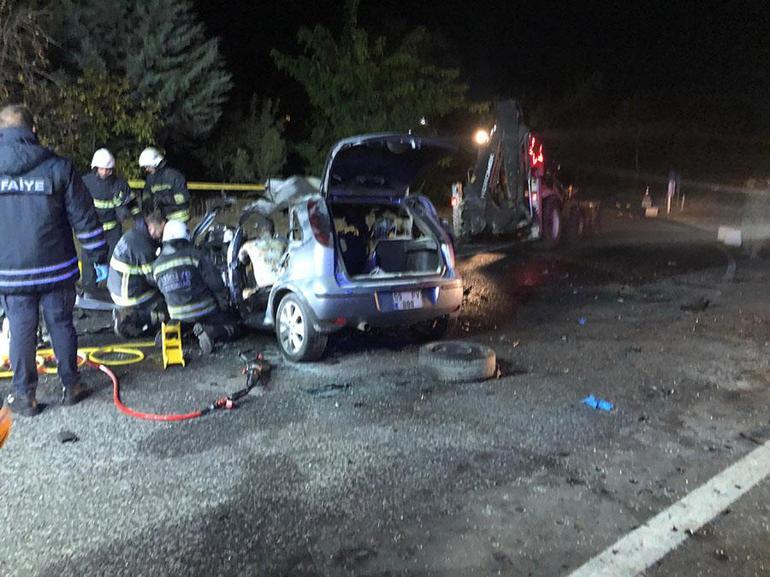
[88,350,267,422]
[93,362,208,422]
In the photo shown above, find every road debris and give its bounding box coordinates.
[332,544,377,568]
[681,297,710,312]
[739,424,770,445]
[58,430,79,443]
[303,383,352,397]
[582,395,614,412]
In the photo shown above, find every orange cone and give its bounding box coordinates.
[0,405,12,448]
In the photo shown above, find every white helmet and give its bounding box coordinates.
[91,148,115,169]
[162,219,190,243]
[138,147,164,168]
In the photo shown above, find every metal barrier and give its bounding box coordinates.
[128,180,267,221]
[127,181,266,192]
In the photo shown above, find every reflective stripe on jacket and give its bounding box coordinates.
[152,240,224,321]
[142,163,190,222]
[0,127,108,294]
[82,172,139,232]
[107,220,160,307]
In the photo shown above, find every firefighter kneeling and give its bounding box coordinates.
[152,221,242,354]
[108,208,168,338]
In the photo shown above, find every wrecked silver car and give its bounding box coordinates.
[195,134,463,361]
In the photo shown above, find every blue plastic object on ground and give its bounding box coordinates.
[578,316,587,326]
[582,394,614,412]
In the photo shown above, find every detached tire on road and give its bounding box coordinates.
[276,293,328,362]
[418,341,496,382]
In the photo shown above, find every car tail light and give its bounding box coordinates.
[307,199,332,247]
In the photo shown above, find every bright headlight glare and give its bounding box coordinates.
[473,129,490,146]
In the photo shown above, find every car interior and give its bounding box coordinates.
[329,201,442,278]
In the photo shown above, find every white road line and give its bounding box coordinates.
[568,440,770,577]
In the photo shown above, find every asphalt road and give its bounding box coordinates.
[1,208,769,577]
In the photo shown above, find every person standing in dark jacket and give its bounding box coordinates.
[81,148,140,296]
[139,147,190,223]
[0,105,108,416]
[152,221,241,354]
[108,208,167,338]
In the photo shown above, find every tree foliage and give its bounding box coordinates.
[35,70,161,178]
[272,0,473,173]
[203,96,287,182]
[0,0,50,103]
[50,0,231,144]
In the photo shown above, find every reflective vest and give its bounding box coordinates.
[0,127,108,294]
[82,172,139,232]
[142,163,190,222]
[108,221,160,307]
[152,241,223,321]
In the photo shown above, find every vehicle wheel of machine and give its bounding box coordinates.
[418,340,496,382]
[541,198,562,249]
[276,293,327,362]
[411,316,457,341]
[566,207,585,243]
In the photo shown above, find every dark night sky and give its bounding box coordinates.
[193,1,770,179]
[195,1,769,106]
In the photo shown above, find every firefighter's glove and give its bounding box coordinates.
[94,264,109,284]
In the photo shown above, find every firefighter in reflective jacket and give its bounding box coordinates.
[108,209,168,338]
[81,148,140,295]
[138,147,190,223]
[152,221,241,354]
[0,105,108,416]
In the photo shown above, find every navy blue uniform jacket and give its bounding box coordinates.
[0,127,108,294]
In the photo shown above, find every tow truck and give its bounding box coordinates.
[453,99,600,246]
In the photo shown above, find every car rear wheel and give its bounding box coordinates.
[276,293,327,362]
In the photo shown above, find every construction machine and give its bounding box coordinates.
[454,100,599,246]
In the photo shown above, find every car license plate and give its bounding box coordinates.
[392,290,423,311]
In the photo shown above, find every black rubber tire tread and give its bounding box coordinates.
[418,340,496,382]
[541,198,562,249]
[275,293,328,362]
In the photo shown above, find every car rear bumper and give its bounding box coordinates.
[308,278,463,332]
